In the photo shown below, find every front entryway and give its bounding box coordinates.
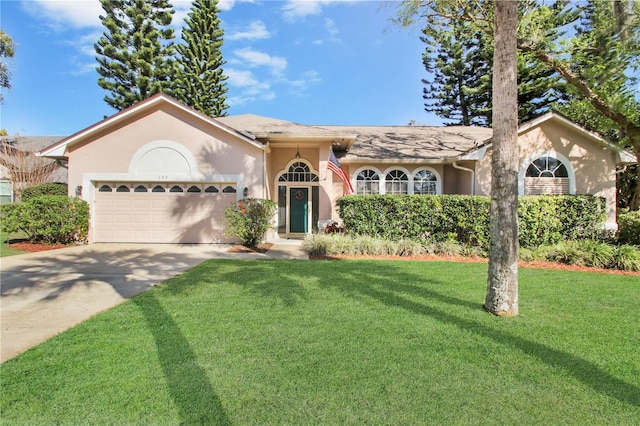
[276,160,320,238]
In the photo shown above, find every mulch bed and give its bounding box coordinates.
[313,253,640,276]
[9,241,69,253]
[227,243,273,254]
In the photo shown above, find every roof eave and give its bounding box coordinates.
[39,94,264,158]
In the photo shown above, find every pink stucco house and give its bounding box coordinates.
[39,94,637,244]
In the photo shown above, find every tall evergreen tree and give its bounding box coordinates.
[95,0,176,110]
[175,0,229,117]
[419,0,572,126]
[422,14,491,126]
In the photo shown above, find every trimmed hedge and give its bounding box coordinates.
[617,210,640,246]
[0,195,89,244]
[21,183,68,201]
[337,195,606,249]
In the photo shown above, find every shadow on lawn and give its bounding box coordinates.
[134,293,231,425]
[225,259,639,408]
[355,278,639,408]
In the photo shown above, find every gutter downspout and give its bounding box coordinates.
[452,161,475,195]
[263,142,269,199]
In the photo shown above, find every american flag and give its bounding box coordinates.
[328,150,355,195]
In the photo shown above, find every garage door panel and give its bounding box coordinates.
[94,183,237,243]
[115,199,133,209]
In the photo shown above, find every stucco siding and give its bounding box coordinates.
[475,120,618,226]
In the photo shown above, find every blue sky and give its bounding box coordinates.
[1,0,439,136]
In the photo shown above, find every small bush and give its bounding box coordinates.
[0,195,89,244]
[224,198,276,249]
[21,183,68,201]
[612,245,640,272]
[618,210,640,246]
[533,240,640,271]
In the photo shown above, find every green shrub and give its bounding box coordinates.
[224,198,276,249]
[338,194,605,250]
[532,240,640,272]
[0,195,89,244]
[618,210,640,246]
[21,183,68,201]
[612,245,640,271]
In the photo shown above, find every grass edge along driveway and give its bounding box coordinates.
[1,259,638,425]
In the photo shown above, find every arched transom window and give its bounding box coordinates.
[413,169,438,195]
[279,162,319,182]
[524,156,570,195]
[356,169,380,194]
[526,156,568,178]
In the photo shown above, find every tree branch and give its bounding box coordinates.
[517,41,640,142]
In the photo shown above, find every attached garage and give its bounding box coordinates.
[37,94,267,244]
[93,182,238,243]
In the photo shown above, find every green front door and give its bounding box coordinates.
[289,187,308,233]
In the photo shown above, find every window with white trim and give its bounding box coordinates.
[413,169,438,195]
[524,156,570,195]
[385,169,409,194]
[356,169,380,194]
[278,161,319,182]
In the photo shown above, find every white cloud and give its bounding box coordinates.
[227,20,271,41]
[65,30,102,75]
[325,18,340,41]
[226,68,275,106]
[232,48,287,76]
[226,68,260,87]
[22,0,103,29]
[281,0,354,22]
[218,0,258,12]
[287,70,321,95]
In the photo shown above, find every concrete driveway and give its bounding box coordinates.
[1,242,306,363]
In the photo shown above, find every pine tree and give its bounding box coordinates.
[175,0,229,117]
[422,19,491,126]
[94,0,176,110]
[420,0,570,126]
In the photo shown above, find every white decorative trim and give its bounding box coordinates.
[128,140,199,176]
[518,150,575,195]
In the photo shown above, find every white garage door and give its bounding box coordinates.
[94,182,238,243]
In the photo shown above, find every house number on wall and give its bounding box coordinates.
[294,190,305,200]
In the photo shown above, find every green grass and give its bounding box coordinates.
[0,231,26,257]
[1,259,639,425]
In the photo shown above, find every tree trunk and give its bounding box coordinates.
[485,0,519,316]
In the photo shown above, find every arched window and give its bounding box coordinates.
[413,169,438,195]
[526,156,568,178]
[524,156,570,195]
[356,169,380,195]
[278,161,319,182]
[385,169,408,194]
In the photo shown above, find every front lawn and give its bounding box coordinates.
[0,231,26,257]
[1,259,638,424]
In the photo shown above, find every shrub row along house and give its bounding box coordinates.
[38,94,637,244]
